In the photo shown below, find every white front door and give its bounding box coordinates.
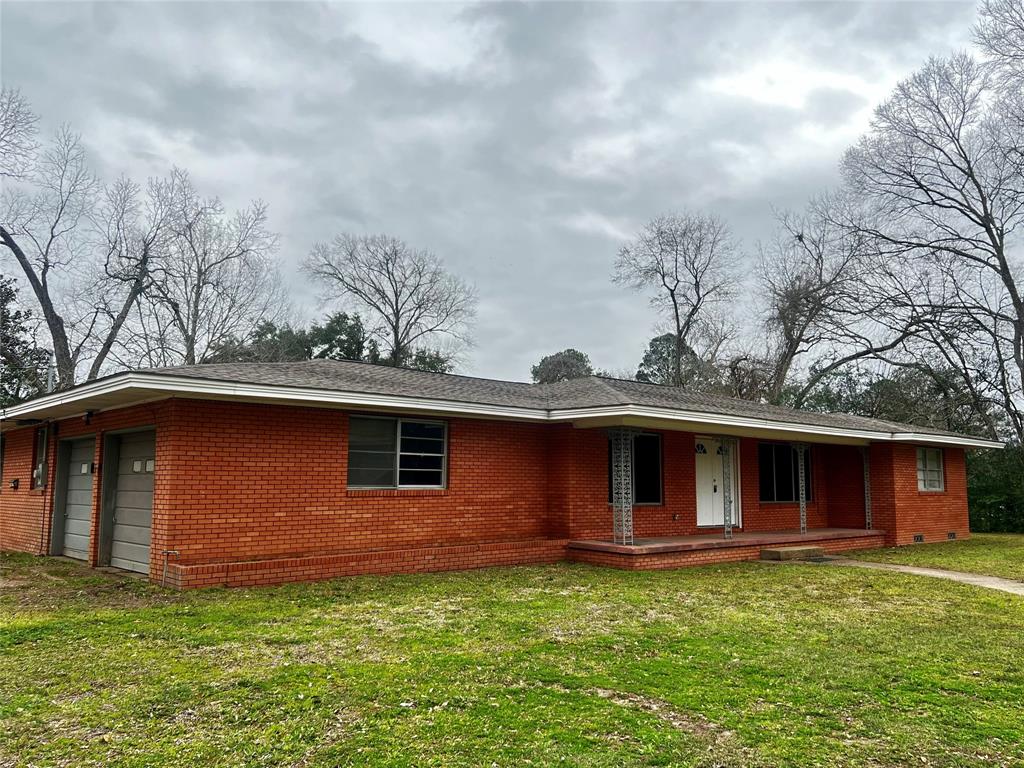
[695,437,739,527]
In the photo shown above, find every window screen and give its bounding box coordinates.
[348,416,446,488]
[916,447,944,491]
[607,433,662,505]
[758,443,812,502]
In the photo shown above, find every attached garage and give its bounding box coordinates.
[101,430,156,575]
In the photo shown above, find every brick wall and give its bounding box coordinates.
[0,426,50,554]
[872,443,969,546]
[159,400,555,567]
[1,396,971,587]
[0,402,171,563]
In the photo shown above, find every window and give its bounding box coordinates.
[758,443,812,503]
[607,433,662,505]
[917,447,944,491]
[31,427,48,489]
[347,416,446,489]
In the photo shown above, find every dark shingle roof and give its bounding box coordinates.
[139,358,976,440]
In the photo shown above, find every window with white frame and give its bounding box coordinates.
[916,447,944,491]
[347,416,447,489]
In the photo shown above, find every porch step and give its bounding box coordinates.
[760,545,826,561]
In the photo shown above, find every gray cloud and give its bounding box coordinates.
[0,0,976,380]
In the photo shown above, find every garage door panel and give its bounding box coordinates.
[66,488,93,509]
[115,489,153,510]
[63,532,89,556]
[110,430,155,574]
[61,439,95,561]
[114,503,152,526]
[117,455,155,474]
[110,541,151,571]
[112,521,151,545]
[65,517,91,536]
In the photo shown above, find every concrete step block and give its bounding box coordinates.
[760,545,826,561]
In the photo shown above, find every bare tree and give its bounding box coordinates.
[840,52,1024,442]
[614,213,738,387]
[116,169,283,367]
[304,234,476,368]
[0,88,38,178]
[976,0,1024,81]
[0,124,172,388]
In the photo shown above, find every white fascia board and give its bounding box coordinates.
[0,373,1004,449]
[549,404,882,440]
[0,373,138,421]
[888,432,1003,449]
[0,372,550,423]
[551,404,1005,449]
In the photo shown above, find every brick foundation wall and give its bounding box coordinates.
[165,538,568,588]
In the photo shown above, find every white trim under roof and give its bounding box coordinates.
[0,371,1004,449]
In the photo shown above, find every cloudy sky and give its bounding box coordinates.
[1,1,977,381]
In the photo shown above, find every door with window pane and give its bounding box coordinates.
[695,438,739,527]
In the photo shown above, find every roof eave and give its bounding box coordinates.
[0,372,1004,450]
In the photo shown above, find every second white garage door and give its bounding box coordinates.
[110,431,156,574]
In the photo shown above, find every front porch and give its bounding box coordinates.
[567,527,887,570]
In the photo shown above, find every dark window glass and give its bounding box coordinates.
[400,421,445,441]
[607,433,662,504]
[775,445,795,501]
[758,443,812,502]
[348,416,446,488]
[757,443,775,501]
[633,434,662,504]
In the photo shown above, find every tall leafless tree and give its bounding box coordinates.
[976,0,1024,81]
[115,169,283,367]
[0,88,38,179]
[304,234,476,367]
[0,125,164,388]
[840,50,1024,443]
[614,213,738,387]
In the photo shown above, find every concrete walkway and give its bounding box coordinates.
[823,557,1024,596]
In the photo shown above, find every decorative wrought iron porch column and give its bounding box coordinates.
[608,427,640,545]
[794,442,809,534]
[719,437,736,540]
[861,446,872,530]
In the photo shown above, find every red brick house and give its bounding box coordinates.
[0,360,1000,588]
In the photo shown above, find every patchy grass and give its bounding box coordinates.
[1,552,1023,767]
[852,533,1024,582]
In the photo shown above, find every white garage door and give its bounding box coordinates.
[62,439,94,560]
[110,431,156,574]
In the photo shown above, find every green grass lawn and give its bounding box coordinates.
[1,553,1023,767]
[851,533,1024,582]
